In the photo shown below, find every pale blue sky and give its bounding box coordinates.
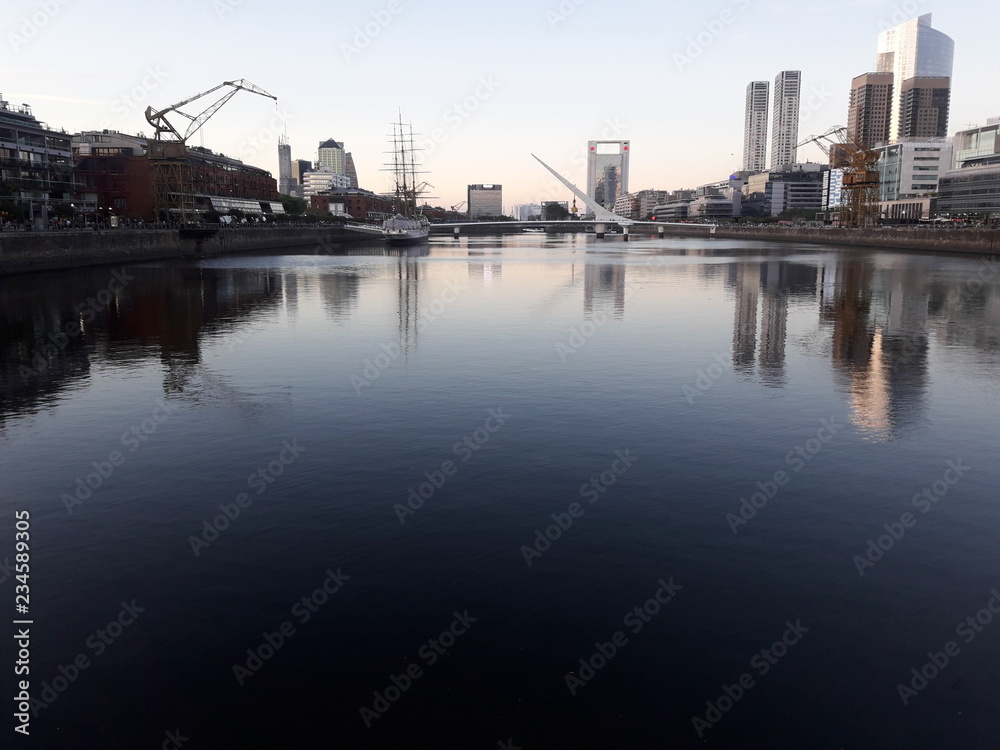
[3,0,995,209]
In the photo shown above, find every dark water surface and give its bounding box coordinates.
[2,235,999,748]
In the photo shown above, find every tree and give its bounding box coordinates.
[0,199,23,222]
[203,209,221,223]
[51,203,76,219]
[279,194,307,216]
[544,203,570,220]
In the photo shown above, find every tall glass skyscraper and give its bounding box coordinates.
[586,141,630,210]
[876,14,954,142]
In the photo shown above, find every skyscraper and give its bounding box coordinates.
[847,72,894,147]
[742,81,769,172]
[344,152,359,189]
[277,136,293,195]
[586,140,630,210]
[876,14,954,142]
[770,71,801,170]
[317,139,346,174]
[898,76,950,139]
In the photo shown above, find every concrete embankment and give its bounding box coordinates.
[0,226,360,275]
[707,226,999,256]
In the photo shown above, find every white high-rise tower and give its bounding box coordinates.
[742,81,770,173]
[770,71,801,171]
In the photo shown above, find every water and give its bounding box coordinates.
[2,235,999,748]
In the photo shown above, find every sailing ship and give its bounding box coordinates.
[345,115,430,244]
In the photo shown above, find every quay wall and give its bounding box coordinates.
[703,226,999,256]
[0,226,343,275]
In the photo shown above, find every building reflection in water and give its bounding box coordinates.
[584,263,626,320]
[468,252,502,285]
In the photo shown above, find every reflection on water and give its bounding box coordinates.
[2,236,1000,748]
[3,244,999,445]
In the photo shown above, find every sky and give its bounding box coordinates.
[3,0,997,212]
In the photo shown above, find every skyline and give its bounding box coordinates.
[3,0,997,209]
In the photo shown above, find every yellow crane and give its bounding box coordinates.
[798,126,881,228]
[144,80,277,221]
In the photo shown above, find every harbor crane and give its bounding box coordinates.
[145,79,277,143]
[798,126,881,228]
[144,80,277,221]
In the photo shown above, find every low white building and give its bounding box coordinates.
[301,167,351,197]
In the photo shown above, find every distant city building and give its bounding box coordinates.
[770,71,801,171]
[277,136,293,195]
[344,152,359,189]
[743,81,770,172]
[515,203,542,220]
[291,159,311,198]
[302,167,350,197]
[468,184,503,219]
[847,72,894,147]
[586,140,630,210]
[744,163,826,217]
[876,14,954,143]
[614,189,669,219]
[875,140,952,202]
[317,139,346,174]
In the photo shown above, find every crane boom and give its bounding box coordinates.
[145,79,277,143]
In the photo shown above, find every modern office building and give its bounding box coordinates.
[291,159,311,197]
[586,140,630,210]
[301,167,350,197]
[876,14,954,142]
[467,183,503,219]
[847,72,894,147]
[770,71,801,171]
[0,95,75,225]
[317,139,346,174]
[743,81,770,173]
[277,136,293,195]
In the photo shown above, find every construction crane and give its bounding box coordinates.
[798,126,881,228]
[450,201,466,213]
[145,79,276,143]
[144,80,277,221]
